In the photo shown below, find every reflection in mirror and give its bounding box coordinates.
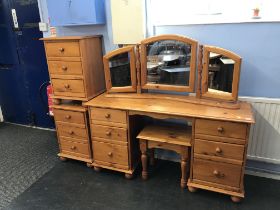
[146,40,191,86]
[208,52,235,93]
[109,52,132,87]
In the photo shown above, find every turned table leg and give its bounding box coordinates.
[140,140,148,180]
[180,148,188,188]
[149,148,156,166]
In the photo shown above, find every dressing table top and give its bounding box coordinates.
[84,93,254,124]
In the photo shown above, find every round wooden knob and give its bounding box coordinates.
[217,127,224,132]
[59,48,64,52]
[215,147,222,153]
[106,131,112,136]
[69,130,74,135]
[107,152,113,157]
[105,113,111,119]
[64,84,70,89]
[213,170,220,176]
[65,115,71,119]
[62,66,68,71]
[71,146,76,150]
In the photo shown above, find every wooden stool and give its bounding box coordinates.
[137,124,191,188]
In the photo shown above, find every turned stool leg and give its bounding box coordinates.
[180,148,188,188]
[149,148,156,166]
[140,140,148,180]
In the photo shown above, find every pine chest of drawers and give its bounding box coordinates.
[41,36,105,102]
[89,107,140,178]
[188,118,250,201]
[53,105,92,164]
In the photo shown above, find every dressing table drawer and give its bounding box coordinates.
[193,158,242,188]
[48,61,83,76]
[195,119,247,139]
[60,137,90,159]
[92,141,129,167]
[91,124,127,142]
[45,41,80,57]
[57,123,88,140]
[91,108,127,125]
[53,109,85,125]
[194,139,244,161]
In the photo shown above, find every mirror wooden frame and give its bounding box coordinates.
[103,45,137,93]
[140,35,198,92]
[200,45,242,102]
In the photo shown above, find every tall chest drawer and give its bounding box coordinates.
[53,109,85,125]
[195,119,247,139]
[48,61,83,76]
[45,41,80,57]
[52,79,85,97]
[60,137,90,159]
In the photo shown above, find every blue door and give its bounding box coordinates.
[0,0,54,128]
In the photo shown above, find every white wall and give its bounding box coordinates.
[0,106,3,122]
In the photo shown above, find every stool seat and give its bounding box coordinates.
[137,124,191,146]
[137,124,192,188]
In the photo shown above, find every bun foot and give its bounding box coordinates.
[231,196,242,203]
[59,156,67,162]
[86,163,92,168]
[53,98,61,105]
[94,166,101,172]
[188,186,198,193]
[125,173,133,179]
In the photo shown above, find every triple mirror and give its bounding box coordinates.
[103,35,242,103]
[200,46,242,102]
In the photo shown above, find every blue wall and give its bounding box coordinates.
[38,0,280,98]
[155,23,280,98]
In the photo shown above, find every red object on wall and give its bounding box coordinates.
[47,84,54,116]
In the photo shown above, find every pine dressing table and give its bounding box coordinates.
[83,34,254,202]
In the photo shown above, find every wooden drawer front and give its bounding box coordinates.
[194,139,244,161]
[93,141,128,166]
[48,61,83,76]
[60,138,90,158]
[52,79,85,96]
[91,124,127,142]
[195,119,247,139]
[91,108,127,124]
[45,42,80,57]
[193,158,242,188]
[57,124,88,140]
[54,109,85,125]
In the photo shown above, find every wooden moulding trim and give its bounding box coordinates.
[140,34,198,93]
[92,161,133,173]
[104,93,241,110]
[103,45,137,93]
[194,135,246,145]
[187,179,244,197]
[201,45,242,102]
[58,153,92,163]
[40,35,102,41]
[193,153,243,165]
[52,105,87,112]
